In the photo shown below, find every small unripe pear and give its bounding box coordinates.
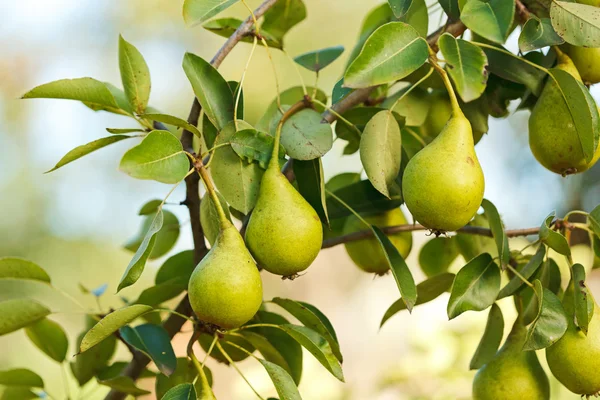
[342,208,412,274]
[473,318,550,400]
[188,220,263,329]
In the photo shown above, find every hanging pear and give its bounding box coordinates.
[188,178,263,330]
[473,317,550,400]
[546,286,600,397]
[342,208,412,275]
[529,50,600,175]
[245,113,323,277]
[402,64,485,232]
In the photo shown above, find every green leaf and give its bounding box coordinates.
[447,253,500,319]
[438,33,488,102]
[249,312,303,385]
[0,369,44,388]
[182,0,239,27]
[47,135,133,173]
[71,327,117,386]
[589,204,600,238]
[161,383,197,400]
[259,359,302,400]
[271,298,342,362]
[372,226,417,311]
[293,158,329,224]
[294,46,344,72]
[230,129,284,169]
[182,52,234,131]
[22,78,120,111]
[344,22,428,88]
[498,245,546,299]
[25,318,68,362]
[236,331,290,373]
[139,199,162,215]
[400,0,428,38]
[119,130,189,184]
[278,324,344,382]
[550,1,600,47]
[79,304,153,353]
[0,258,50,282]
[125,209,179,260]
[461,0,515,44]
[119,35,151,114]
[469,303,504,370]
[335,107,378,155]
[539,212,570,256]
[518,17,564,53]
[141,113,201,138]
[279,108,333,160]
[388,0,412,18]
[381,273,455,327]
[572,264,594,335]
[523,280,568,350]
[480,44,546,96]
[326,180,402,219]
[98,376,151,396]
[203,18,282,49]
[106,128,145,134]
[120,324,176,375]
[0,387,39,400]
[481,199,510,268]
[211,120,263,214]
[256,86,327,134]
[0,299,50,336]
[156,358,212,399]
[383,86,430,127]
[134,279,187,307]
[547,68,600,163]
[119,211,164,291]
[418,237,460,278]
[261,0,306,43]
[200,192,231,246]
[360,110,402,198]
[439,0,460,20]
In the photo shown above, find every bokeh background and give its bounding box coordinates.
[1,0,599,399]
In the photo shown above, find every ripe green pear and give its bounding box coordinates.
[473,318,550,400]
[529,51,600,175]
[245,163,323,277]
[546,291,600,396]
[402,111,485,232]
[342,208,412,274]
[188,219,263,329]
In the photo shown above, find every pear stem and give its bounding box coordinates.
[470,41,550,75]
[216,341,266,400]
[233,35,258,131]
[505,262,535,289]
[428,52,463,116]
[283,48,309,96]
[269,100,309,170]
[194,156,229,228]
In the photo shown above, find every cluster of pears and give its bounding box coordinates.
[402,65,485,232]
[529,48,600,176]
[342,208,412,274]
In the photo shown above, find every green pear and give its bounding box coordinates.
[546,290,600,397]
[245,128,323,277]
[188,218,263,329]
[342,208,412,275]
[529,50,600,175]
[402,108,485,232]
[473,317,550,400]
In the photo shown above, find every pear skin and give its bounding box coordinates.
[245,166,323,276]
[473,318,550,400]
[402,112,485,232]
[563,44,600,85]
[546,290,600,396]
[529,51,600,175]
[342,208,412,274]
[188,220,263,329]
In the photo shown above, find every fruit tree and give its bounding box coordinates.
[3,0,600,399]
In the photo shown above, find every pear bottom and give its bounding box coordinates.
[188,225,263,330]
[342,208,412,274]
[546,308,600,396]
